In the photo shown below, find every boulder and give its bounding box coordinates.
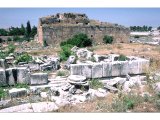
[30,73,48,85]
[71,46,79,52]
[65,55,76,69]
[0,69,7,87]
[17,67,30,84]
[9,88,27,98]
[69,86,77,94]
[104,84,119,93]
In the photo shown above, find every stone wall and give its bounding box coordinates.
[40,26,130,46]
[70,58,149,79]
[37,13,130,46]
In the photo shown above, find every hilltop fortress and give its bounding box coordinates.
[38,13,130,45]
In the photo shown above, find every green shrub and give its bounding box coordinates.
[16,53,32,63]
[103,35,113,44]
[60,33,92,47]
[15,83,29,89]
[118,54,129,61]
[0,88,6,100]
[89,79,104,89]
[59,44,74,61]
[134,35,140,38]
[56,70,67,76]
[7,37,12,42]
[43,39,48,47]
[7,44,16,54]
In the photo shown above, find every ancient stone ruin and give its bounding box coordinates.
[38,13,130,45]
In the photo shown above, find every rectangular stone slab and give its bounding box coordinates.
[111,62,121,77]
[70,64,82,75]
[30,73,48,85]
[17,67,30,84]
[0,69,7,87]
[92,63,103,78]
[81,64,92,78]
[102,62,112,77]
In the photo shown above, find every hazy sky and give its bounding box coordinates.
[0,8,160,28]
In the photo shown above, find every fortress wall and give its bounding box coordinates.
[40,26,130,46]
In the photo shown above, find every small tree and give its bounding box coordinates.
[103,35,113,44]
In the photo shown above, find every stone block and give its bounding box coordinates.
[120,61,129,76]
[9,88,27,98]
[102,62,112,77]
[81,64,92,78]
[0,59,8,69]
[0,69,7,87]
[30,73,48,85]
[128,60,139,75]
[17,67,30,84]
[111,62,121,77]
[92,63,103,78]
[70,64,82,75]
[5,68,16,86]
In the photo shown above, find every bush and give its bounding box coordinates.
[56,70,68,76]
[89,79,104,89]
[43,39,48,47]
[118,54,129,61]
[7,44,16,54]
[16,53,32,64]
[15,83,29,89]
[60,33,92,47]
[103,35,113,44]
[0,88,6,100]
[134,35,140,38]
[59,44,74,61]
[7,37,12,42]
[0,38,3,43]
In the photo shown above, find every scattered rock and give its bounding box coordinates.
[104,84,119,93]
[69,86,77,94]
[40,92,48,98]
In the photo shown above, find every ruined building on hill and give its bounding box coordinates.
[37,13,130,45]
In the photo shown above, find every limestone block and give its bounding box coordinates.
[92,63,103,78]
[17,67,30,84]
[128,60,139,75]
[0,69,7,87]
[111,62,121,77]
[102,62,112,77]
[0,59,8,69]
[120,61,129,76]
[70,64,82,75]
[81,64,92,78]
[30,73,48,85]
[5,68,16,86]
[9,88,27,98]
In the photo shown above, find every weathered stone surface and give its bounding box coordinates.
[62,83,72,91]
[104,85,119,93]
[81,64,92,78]
[111,62,121,77]
[69,86,77,94]
[50,87,60,96]
[120,61,129,75]
[0,69,7,87]
[153,82,160,93]
[92,63,103,78]
[30,73,48,85]
[70,64,82,75]
[0,103,32,112]
[9,88,27,98]
[5,68,16,86]
[40,92,48,98]
[31,102,58,112]
[16,67,30,84]
[68,75,86,82]
[102,62,112,77]
[0,59,8,69]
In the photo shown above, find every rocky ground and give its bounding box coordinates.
[1,41,160,112]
